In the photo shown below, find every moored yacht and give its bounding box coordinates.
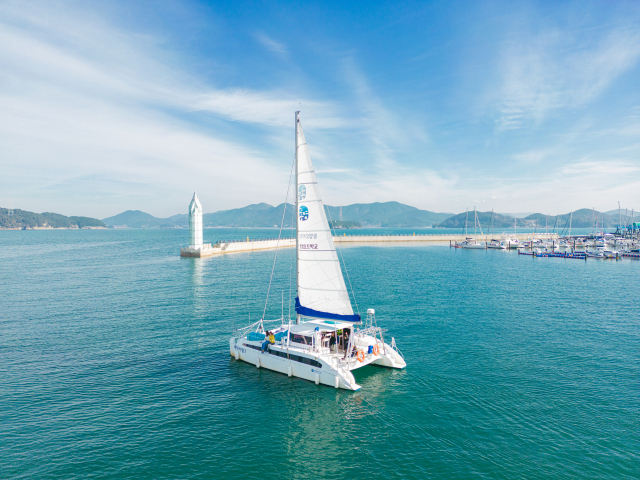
[229,112,406,390]
[457,208,485,249]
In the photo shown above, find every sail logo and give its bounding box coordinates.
[298,185,306,201]
[299,206,309,221]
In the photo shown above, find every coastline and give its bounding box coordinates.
[0,226,108,230]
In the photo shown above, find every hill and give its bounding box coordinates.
[0,208,105,229]
[438,209,629,229]
[101,210,164,228]
[524,209,637,229]
[102,202,453,228]
[437,211,525,229]
[325,202,451,227]
[604,209,639,219]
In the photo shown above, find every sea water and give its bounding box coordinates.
[1,229,638,479]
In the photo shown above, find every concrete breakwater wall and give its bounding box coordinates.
[333,233,557,243]
[180,233,557,257]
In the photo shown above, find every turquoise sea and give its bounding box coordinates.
[1,229,639,479]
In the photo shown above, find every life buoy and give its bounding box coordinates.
[372,344,379,356]
[357,350,365,362]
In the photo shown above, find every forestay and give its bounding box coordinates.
[295,114,360,322]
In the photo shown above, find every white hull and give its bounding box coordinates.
[230,335,405,391]
[459,243,485,249]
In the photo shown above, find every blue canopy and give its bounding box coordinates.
[295,297,361,323]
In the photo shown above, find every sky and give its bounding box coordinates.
[1,0,640,218]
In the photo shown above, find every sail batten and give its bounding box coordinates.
[295,113,359,322]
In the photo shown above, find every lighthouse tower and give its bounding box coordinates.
[189,192,203,250]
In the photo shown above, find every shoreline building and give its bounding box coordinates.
[180,192,214,257]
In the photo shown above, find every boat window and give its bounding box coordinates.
[242,344,321,368]
[291,334,312,345]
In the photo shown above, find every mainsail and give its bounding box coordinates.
[295,112,360,322]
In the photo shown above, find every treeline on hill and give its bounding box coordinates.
[437,208,628,229]
[0,208,106,229]
[329,220,361,229]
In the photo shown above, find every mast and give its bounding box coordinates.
[545,214,549,240]
[474,206,477,239]
[295,111,300,325]
[490,209,494,238]
[465,208,468,237]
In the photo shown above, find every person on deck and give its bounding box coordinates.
[261,331,272,353]
[268,331,275,346]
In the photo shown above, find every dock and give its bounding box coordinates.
[180,233,557,257]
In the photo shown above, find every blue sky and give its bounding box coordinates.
[1,0,639,218]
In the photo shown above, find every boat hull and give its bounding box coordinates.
[230,335,405,390]
[230,337,361,390]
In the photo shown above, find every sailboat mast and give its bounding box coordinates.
[295,111,300,325]
[474,207,477,238]
[465,209,468,237]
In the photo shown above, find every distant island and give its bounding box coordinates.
[0,208,106,230]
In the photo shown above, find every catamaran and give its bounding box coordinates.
[229,112,406,390]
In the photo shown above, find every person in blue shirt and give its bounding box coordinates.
[261,331,273,353]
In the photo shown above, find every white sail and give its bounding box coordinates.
[296,113,356,320]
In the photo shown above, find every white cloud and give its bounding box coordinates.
[0,0,348,217]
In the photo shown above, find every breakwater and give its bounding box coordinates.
[180,233,557,257]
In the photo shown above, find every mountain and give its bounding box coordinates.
[204,203,292,227]
[325,202,452,227]
[102,202,454,228]
[437,211,525,229]
[0,208,105,229]
[604,209,639,218]
[524,209,623,229]
[438,208,630,229]
[101,210,164,228]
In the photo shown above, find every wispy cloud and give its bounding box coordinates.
[254,33,288,57]
[195,89,346,129]
[0,1,348,216]
[496,28,640,129]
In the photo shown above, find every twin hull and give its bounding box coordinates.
[230,337,405,391]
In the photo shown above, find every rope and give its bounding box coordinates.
[261,156,296,322]
[288,180,295,320]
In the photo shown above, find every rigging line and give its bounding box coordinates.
[288,170,295,321]
[325,205,360,316]
[261,155,296,322]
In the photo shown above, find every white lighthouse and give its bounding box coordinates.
[188,192,203,250]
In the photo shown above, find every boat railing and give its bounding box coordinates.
[391,337,404,360]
